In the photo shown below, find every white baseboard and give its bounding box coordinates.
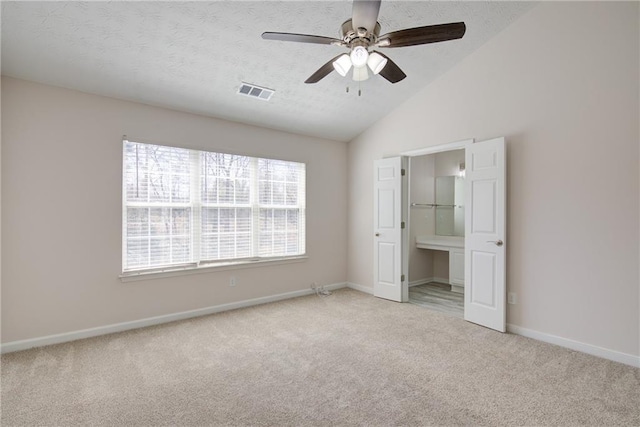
[1,282,348,354]
[6,284,635,370]
[507,324,640,368]
[409,278,433,287]
[346,282,373,295]
[409,277,451,287]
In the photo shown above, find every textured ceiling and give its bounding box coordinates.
[1,1,534,142]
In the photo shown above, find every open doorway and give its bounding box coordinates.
[374,137,506,331]
[406,147,467,318]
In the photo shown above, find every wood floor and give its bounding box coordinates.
[409,282,464,318]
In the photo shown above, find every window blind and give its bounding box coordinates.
[123,140,305,273]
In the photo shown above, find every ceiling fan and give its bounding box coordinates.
[262,0,466,84]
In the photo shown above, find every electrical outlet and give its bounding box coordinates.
[508,292,517,304]
[229,276,236,287]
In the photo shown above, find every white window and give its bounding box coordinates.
[122,140,305,274]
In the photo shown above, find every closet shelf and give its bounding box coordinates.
[410,203,462,208]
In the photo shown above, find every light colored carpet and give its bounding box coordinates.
[1,288,639,426]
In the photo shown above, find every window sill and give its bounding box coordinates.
[119,256,308,283]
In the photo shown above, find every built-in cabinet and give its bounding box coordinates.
[449,248,465,292]
[415,236,465,293]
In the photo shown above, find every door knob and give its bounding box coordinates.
[375,232,380,237]
[487,240,503,246]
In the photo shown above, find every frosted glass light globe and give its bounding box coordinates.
[332,54,352,77]
[350,46,369,68]
[352,66,369,81]
[367,52,388,75]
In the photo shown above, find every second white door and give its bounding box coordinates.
[373,157,407,302]
[464,137,507,332]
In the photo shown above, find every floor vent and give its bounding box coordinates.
[238,83,274,101]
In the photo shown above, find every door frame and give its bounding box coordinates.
[400,139,474,300]
[400,139,474,158]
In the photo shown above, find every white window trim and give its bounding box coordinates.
[119,255,308,282]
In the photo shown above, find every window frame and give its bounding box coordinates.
[120,139,307,281]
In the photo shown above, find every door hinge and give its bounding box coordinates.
[401,221,405,229]
[401,274,405,282]
[401,168,406,176]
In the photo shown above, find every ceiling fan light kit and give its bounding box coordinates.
[332,49,386,81]
[262,0,466,85]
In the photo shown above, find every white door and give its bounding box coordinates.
[373,157,407,302]
[464,137,506,332]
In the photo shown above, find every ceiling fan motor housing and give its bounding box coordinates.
[340,19,381,48]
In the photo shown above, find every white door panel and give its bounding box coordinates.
[469,250,497,306]
[471,180,497,233]
[373,157,407,302]
[378,242,396,284]
[377,189,395,228]
[464,137,506,332]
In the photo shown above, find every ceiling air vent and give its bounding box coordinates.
[238,82,274,101]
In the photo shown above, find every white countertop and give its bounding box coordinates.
[416,235,464,250]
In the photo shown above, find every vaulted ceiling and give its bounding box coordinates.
[1,1,534,142]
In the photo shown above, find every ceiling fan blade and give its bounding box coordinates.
[262,32,343,46]
[378,22,466,48]
[374,51,407,83]
[351,0,381,33]
[305,54,344,84]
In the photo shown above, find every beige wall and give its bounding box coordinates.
[348,2,639,356]
[1,77,348,343]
